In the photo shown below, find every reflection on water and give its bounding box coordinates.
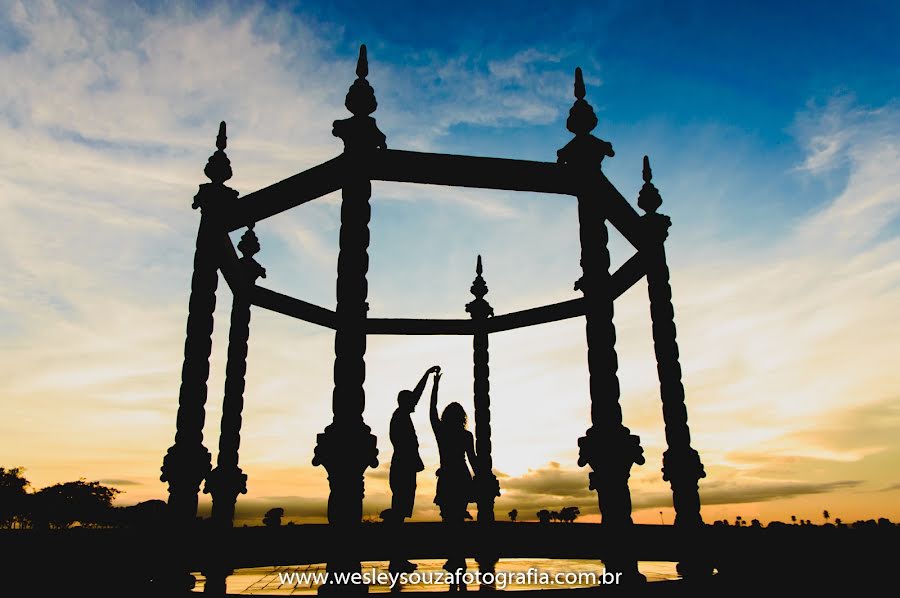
[192,559,679,594]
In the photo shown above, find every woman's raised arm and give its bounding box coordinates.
[429,371,442,434]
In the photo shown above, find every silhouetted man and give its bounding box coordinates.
[387,365,439,574]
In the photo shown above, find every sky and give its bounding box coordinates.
[1,0,899,526]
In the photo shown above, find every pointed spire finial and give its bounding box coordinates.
[202,120,233,186]
[216,121,227,151]
[638,155,663,214]
[333,43,387,149]
[357,44,368,79]
[574,67,585,100]
[565,67,598,136]
[466,254,493,319]
[557,67,614,166]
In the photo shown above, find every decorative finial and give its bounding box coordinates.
[344,44,377,117]
[238,224,260,259]
[237,223,267,281]
[574,67,585,100]
[357,44,368,78]
[216,121,227,151]
[637,155,663,214]
[203,120,233,186]
[466,255,493,319]
[566,67,598,136]
[557,67,614,167]
[332,43,387,150]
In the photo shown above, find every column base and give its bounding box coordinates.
[577,425,645,582]
[662,447,706,527]
[161,442,212,522]
[204,465,247,526]
[313,421,378,593]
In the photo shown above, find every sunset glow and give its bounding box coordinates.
[2,1,899,528]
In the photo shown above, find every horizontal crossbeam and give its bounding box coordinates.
[370,149,572,194]
[366,318,475,335]
[224,155,344,231]
[243,252,646,333]
[365,253,646,335]
[221,149,645,251]
[249,286,337,329]
[486,298,584,333]
[370,150,644,248]
[485,251,645,333]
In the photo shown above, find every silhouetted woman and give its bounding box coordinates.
[429,368,477,588]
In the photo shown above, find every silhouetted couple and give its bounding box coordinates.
[387,366,477,585]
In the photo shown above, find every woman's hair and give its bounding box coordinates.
[441,402,468,429]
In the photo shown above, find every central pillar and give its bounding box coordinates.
[466,256,500,586]
[557,69,645,583]
[312,45,383,592]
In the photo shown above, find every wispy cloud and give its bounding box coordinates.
[0,1,899,526]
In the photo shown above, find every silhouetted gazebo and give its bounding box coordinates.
[160,45,706,592]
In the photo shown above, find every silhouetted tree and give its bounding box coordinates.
[823,510,830,523]
[31,480,120,529]
[791,515,797,525]
[835,518,843,527]
[735,516,743,527]
[263,507,284,527]
[117,499,167,529]
[536,509,551,524]
[750,519,761,528]
[508,509,518,522]
[0,467,30,528]
[559,506,581,523]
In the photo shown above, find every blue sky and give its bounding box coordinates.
[1,0,899,524]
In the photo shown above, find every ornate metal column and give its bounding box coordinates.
[638,157,709,576]
[161,122,237,526]
[312,45,381,590]
[466,256,500,585]
[201,226,266,595]
[466,256,499,521]
[205,226,265,526]
[557,69,645,583]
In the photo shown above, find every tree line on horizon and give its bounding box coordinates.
[3,466,897,530]
[0,466,165,530]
